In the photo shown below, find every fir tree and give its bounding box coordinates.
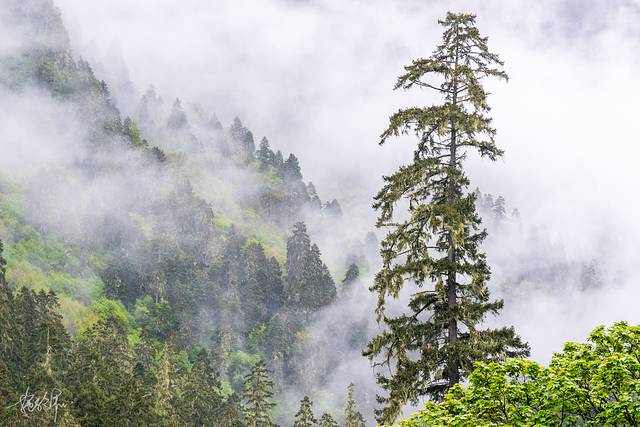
[167,98,188,129]
[493,195,506,220]
[365,12,529,423]
[304,243,337,308]
[323,199,343,217]
[242,360,276,427]
[257,137,275,170]
[177,349,227,426]
[242,242,285,326]
[285,222,336,310]
[274,150,285,172]
[319,412,339,427]
[230,116,256,159]
[285,222,311,305]
[293,396,317,427]
[483,193,495,212]
[341,263,360,294]
[307,182,322,209]
[283,154,302,181]
[344,383,366,427]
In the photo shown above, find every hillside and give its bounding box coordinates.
[0,0,374,425]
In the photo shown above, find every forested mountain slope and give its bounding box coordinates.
[0,0,373,425]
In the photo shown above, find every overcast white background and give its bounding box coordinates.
[53,0,640,361]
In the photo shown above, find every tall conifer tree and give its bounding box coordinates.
[364,12,529,423]
[344,383,366,427]
[242,360,276,427]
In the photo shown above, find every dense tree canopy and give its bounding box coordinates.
[396,322,640,427]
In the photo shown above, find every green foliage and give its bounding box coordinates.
[285,222,336,310]
[341,263,360,295]
[243,360,277,427]
[293,396,317,427]
[397,322,640,427]
[0,2,357,424]
[0,282,74,425]
[365,12,528,423]
[344,383,366,427]
[229,351,262,393]
[319,412,339,427]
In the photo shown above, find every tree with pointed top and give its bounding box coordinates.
[283,154,302,181]
[304,243,337,309]
[493,195,506,220]
[257,137,275,170]
[285,222,336,309]
[209,113,223,130]
[341,263,360,294]
[323,199,343,217]
[293,396,317,427]
[230,116,256,160]
[364,12,529,424]
[167,98,188,129]
[177,349,227,426]
[274,150,284,170]
[344,383,366,427]
[306,182,322,209]
[318,412,338,427]
[242,359,276,427]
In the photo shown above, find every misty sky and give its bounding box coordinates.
[52,0,640,360]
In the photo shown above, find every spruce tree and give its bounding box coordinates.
[364,12,529,423]
[257,137,275,170]
[292,396,317,427]
[285,222,336,310]
[283,154,302,181]
[341,263,360,294]
[344,383,366,427]
[177,349,227,426]
[167,98,188,129]
[285,222,311,305]
[323,199,343,217]
[304,244,336,309]
[306,182,322,209]
[274,150,285,172]
[493,195,506,220]
[319,412,338,427]
[242,360,276,427]
[243,242,285,326]
[230,116,256,159]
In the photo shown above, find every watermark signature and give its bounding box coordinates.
[7,386,66,422]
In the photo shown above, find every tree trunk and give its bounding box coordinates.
[447,25,461,388]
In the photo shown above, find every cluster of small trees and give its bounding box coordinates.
[289,385,366,427]
[243,359,367,427]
